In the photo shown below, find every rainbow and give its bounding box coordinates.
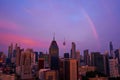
[81,8,100,49]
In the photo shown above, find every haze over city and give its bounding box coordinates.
[0,0,120,55]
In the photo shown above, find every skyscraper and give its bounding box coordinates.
[59,58,78,80]
[84,49,90,66]
[49,36,59,57]
[8,43,13,60]
[91,52,104,73]
[71,42,76,58]
[110,42,114,58]
[49,37,59,70]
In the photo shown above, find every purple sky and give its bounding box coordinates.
[0,0,120,56]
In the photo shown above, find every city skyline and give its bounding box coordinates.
[0,0,120,55]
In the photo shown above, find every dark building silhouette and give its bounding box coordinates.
[71,42,76,58]
[34,52,38,62]
[49,37,59,70]
[84,49,90,66]
[110,42,114,58]
[64,53,69,58]
[103,51,110,76]
[51,56,59,70]
[39,52,44,58]
[91,52,104,74]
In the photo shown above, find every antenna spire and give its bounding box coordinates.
[53,32,55,40]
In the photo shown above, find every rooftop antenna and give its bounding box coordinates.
[63,37,66,53]
[63,37,66,46]
[53,32,55,41]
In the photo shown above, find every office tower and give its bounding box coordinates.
[59,58,78,80]
[20,49,34,80]
[109,58,119,77]
[91,52,104,73]
[8,43,13,60]
[103,51,110,76]
[71,42,76,58]
[84,49,90,66]
[49,37,59,70]
[64,53,69,58]
[38,58,44,70]
[110,42,114,58]
[76,51,80,66]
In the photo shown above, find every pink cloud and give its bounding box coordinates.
[0,33,48,49]
[0,20,20,31]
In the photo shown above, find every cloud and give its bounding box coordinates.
[0,20,21,31]
[0,33,48,48]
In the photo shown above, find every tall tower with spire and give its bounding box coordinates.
[49,35,59,70]
[49,34,59,57]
